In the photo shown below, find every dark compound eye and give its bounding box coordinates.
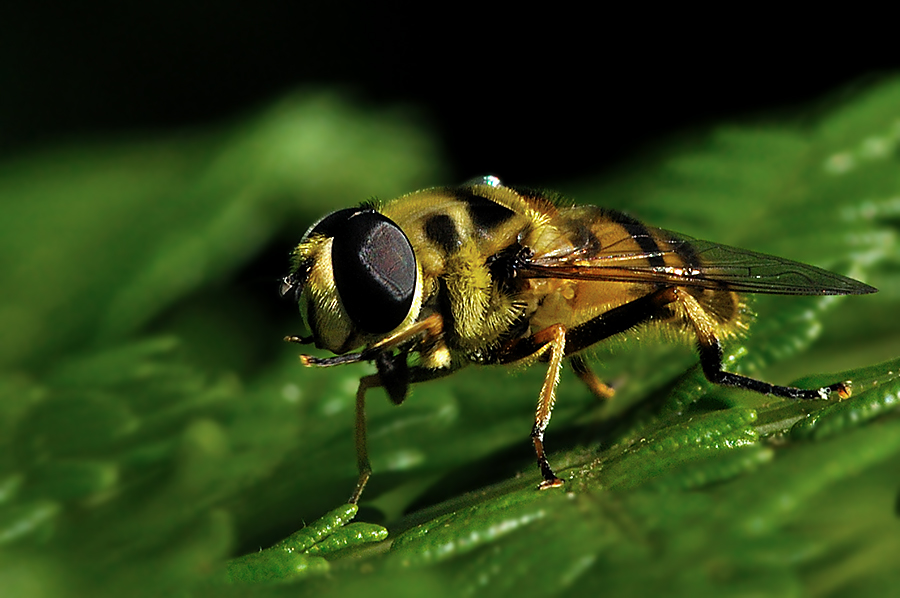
[327,210,417,334]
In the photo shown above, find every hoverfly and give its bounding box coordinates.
[281,176,876,504]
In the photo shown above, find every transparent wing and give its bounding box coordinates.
[520,227,877,296]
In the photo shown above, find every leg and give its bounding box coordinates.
[290,313,451,504]
[350,374,379,504]
[677,289,852,399]
[493,288,680,489]
[696,339,850,399]
[348,364,458,504]
[528,324,569,489]
[570,355,615,400]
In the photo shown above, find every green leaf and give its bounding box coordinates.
[1,80,899,598]
[224,504,388,584]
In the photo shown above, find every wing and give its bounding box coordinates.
[519,227,877,296]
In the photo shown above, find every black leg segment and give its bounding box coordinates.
[696,339,847,400]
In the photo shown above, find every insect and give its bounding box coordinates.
[281,176,877,503]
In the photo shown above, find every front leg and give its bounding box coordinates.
[350,373,380,504]
[348,364,458,504]
[289,313,452,504]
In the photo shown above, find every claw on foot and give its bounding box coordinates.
[538,477,565,491]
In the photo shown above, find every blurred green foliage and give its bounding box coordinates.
[1,82,899,598]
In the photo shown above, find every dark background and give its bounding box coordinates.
[0,5,882,184]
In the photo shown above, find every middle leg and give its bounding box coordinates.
[528,324,569,489]
[570,354,615,400]
[494,287,680,489]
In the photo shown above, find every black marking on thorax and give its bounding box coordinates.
[455,190,516,233]
[424,214,460,253]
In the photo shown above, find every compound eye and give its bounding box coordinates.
[330,210,417,334]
